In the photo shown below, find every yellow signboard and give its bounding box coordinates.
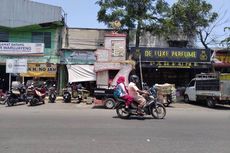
[20,63,57,77]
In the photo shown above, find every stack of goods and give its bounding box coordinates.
[155,83,176,102]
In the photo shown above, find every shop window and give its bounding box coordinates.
[0,32,9,42]
[32,32,51,48]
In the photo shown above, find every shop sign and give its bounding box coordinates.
[111,40,125,57]
[20,63,56,77]
[149,61,199,68]
[141,61,210,68]
[6,59,27,73]
[63,50,96,64]
[211,50,230,64]
[131,47,211,63]
[0,42,44,55]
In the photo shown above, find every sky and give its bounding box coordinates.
[33,0,230,47]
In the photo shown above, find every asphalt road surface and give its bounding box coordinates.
[0,101,230,153]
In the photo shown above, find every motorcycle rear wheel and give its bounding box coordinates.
[116,104,130,119]
[30,98,38,106]
[151,103,166,119]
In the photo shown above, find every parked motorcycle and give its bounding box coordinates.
[48,84,56,103]
[0,90,7,105]
[62,85,72,103]
[114,92,166,119]
[6,83,27,106]
[27,83,46,106]
[73,88,89,103]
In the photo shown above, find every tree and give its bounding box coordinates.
[221,27,230,49]
[165,0,218,49]
[96,0,169,47]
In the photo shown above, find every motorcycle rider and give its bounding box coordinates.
[128,75,148,115]
[115,76,133,109]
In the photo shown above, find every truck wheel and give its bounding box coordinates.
[206,98,216,108]
[184,95,190,103]
[104,98,115,109]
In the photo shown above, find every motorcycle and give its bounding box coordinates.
[27,83,46,106]
[6,83,27,106]
[73,88,89,103]
[48,84,56,103]
[0,90,7,105]
[62,86,72,103]
[144,83,175,107]
[114,92,166,119]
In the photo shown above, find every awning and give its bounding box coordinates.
[67,65,96,82]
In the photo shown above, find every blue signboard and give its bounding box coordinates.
[62,50,96,65]
[130,47,211,63]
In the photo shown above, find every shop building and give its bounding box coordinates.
[130,47,212,88]
[59,28,114,94]
[59,28,135,94]
[0,0,65,91]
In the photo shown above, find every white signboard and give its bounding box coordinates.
[0,42,44,55]
[6,59,27,73]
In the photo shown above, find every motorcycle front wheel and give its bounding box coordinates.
[49,94,56,103]
[151,103,166,119]
[116,104,130,119]
[7,97,14,107]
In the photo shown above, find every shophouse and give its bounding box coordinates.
[128,31,211,88]
[60,28,138,95]
[0,0,65,91]
[60,28,113,94]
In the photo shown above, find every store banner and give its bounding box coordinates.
[130,47,211,63]
[67,65,96,82]
[20,63,57,77]
[63,50,96,64]
[0,42,44,55]
[211,50,230,65]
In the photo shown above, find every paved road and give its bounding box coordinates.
[0,101,230,153]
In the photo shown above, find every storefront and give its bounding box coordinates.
[211,49,230,72]
[0,42,58,90]
[20,63,57,87]
[130,47,212,87]
[60,49,96,95]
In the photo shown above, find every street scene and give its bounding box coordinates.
[0,99,230,153]
[0,0,230,153]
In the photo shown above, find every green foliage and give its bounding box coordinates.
[168,0,218,38]
[221,27,230,49]
[96,0,170,46]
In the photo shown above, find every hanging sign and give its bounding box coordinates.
[6,59,27,73]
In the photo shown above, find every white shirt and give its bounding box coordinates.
[128,82,140,97]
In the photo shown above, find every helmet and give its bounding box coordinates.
[130,75,139,83]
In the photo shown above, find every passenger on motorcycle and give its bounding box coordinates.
[128,75,148,115]
[115,76,133,109]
